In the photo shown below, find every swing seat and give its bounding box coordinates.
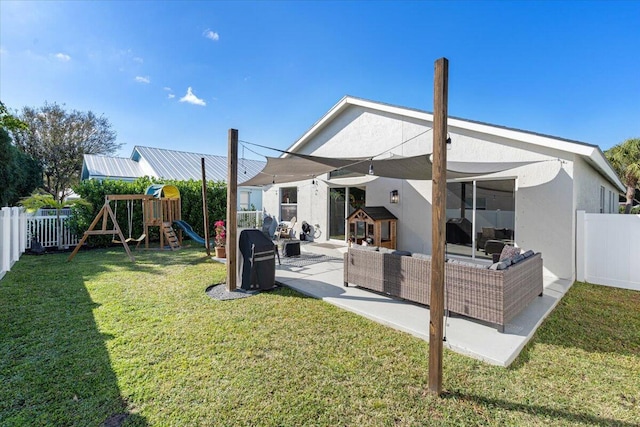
[132,234,146,249]
[112,234,146,247]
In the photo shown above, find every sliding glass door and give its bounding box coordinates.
[329,187,366,241]
[446,179,515,259]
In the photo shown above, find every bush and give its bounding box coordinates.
[71,177,227,247]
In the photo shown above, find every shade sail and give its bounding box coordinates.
[239,151,539,186]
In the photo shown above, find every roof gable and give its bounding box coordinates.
[286,96,624,191]
[82,154,145,180]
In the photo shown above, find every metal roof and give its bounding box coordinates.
[82,155,146,180]
[131,146,265,183]
[81,146,265,184]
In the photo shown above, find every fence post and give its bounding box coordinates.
[19,208,27,254]
[11,207,20,264]
[576,210,585,282]
[2,207,11,273]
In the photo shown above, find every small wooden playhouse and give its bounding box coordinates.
[347,206,397,249]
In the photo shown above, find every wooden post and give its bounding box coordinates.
[429,57,448,396]
[201,158,211,257]
[226,129,238,291]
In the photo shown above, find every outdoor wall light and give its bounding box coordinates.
[446,136,452,150]
[390,189,399,204]
[368,160,374,175]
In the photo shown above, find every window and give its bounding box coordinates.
[280,187,297,221]
[239,191,251,210]
[446,179,515,259]
[599,186,605,213]
[609,190,615,213]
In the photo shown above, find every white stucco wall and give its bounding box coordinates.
[265,104,615,280]
[573,155,619,214]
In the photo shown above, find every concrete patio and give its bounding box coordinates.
[274,241,573,367]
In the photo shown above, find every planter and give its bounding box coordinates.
[215,246,226,258]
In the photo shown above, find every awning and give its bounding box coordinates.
[239,152,540,186]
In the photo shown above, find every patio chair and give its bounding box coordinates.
[276,216,296,240]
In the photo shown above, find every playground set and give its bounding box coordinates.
[68,184,205,262]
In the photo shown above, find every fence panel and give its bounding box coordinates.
[236,211,263,229]
[1,208,11,279]
[26,214,80,249]
[576,211,640,291]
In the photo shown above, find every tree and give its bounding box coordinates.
[0,102,42,206]
[605,138,640,214]
[0,101,28,132]
[19,191,90,249]
[10,102,121,203]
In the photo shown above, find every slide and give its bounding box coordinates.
[173,220,212,246]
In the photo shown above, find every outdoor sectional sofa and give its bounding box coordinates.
[343,246,543,332]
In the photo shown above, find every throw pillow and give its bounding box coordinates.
[522,249,535,258]
[489,259,512,270]
[412,253,431,260]
[510,253,525,265]
[499,245,520,261]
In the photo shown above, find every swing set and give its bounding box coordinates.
[111,198,146,246]
[68,186,183,262]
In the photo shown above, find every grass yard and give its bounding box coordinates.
[1,247,638,426]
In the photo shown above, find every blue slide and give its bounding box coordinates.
[173,220,213,246]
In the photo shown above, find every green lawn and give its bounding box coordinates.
[1,247,638,426]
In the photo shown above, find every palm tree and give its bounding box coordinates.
[19,192,90,249]
[605,138,640,214]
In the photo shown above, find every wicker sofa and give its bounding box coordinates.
[343,247,543,332]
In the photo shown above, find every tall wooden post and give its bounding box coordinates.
[201,157,211,257]
[226,129,238,291]
[429,57,448,395]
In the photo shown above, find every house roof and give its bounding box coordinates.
[286,96,625,192]
[81,155,146,181]
[82,145,266,185]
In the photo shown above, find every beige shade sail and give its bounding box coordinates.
[239,151,539,186]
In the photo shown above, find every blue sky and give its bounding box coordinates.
[1,1,638,159]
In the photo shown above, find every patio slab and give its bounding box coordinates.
[275,242,572,367]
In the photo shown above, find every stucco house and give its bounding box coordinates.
[255,96,624,280]
[81,145,266,211]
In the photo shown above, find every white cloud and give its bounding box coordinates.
[179,87,206,106]
[135,76,150,84]
[203,29,220,41]
[133,56,143,64]
[54,52,71,62]
[0,47,7,56]
[163,87,172,91]
[168,93,175,99]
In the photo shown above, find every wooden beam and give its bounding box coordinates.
[429,57,448,396]
[201,157,211,257]
[226,129,238,291]
[67,201,134,262]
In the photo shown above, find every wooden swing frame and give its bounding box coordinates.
[67,194,154,262]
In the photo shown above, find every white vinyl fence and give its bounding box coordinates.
[0,207,27,280]
[1,208,264,280]
[237,210,263,229]
[576,211,640,291]
[26,210,79,250]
